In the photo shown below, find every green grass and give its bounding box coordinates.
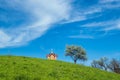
[0,56,120,80]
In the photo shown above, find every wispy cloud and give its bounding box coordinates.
[62,16,86,24]
[81,19,120,29]
[69,35,94,39]
[104,22,120,31]
[0,0,72,48]
[66,0,120,23]
[99,0,120,9]
[0,0,120,48]
[62,7,102,24]
[68,19,120,39]
[99,0,120,3]
[67,0,120,38]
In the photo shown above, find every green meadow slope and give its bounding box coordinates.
[0,56,120,80]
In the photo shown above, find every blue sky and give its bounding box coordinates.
[0,0,120,65]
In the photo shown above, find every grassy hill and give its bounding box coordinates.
[0,56,120,80]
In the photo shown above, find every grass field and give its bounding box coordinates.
[0,56,120,80]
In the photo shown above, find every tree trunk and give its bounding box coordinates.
[74,60,77,64]
[104,67,107,71]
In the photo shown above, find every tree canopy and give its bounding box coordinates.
[65,45,87,64]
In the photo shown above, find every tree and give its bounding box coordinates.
[91,57,109,71]
[91,60,101,69]
[108,59,120,74]
[65,45,87,64]
[91,57,120,74]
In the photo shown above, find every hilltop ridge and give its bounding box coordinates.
[0,56,120,80]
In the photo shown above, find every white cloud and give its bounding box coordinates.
[62,16,86,24]
[102,4,120,9]
[61,0,119,24]
[104,22,120,31]
[0,0,72,48]
[68,19,120,39]
[99,0,120,3]
[82,7,102,15]
[64,0,120,24]
[69,35,94,39]
[81,22,106,27]
[99,0,120,9]
[103,20,120,31]
[0,0,120,48]
[81,19,120,31]
[0,30,11,42]
[62,7,102,24]
[82,20,117,27]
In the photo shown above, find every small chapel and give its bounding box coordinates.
[46,49,58,60]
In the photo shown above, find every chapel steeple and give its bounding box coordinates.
[46,49,58,60]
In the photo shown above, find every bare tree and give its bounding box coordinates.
[108,59,120,74]
[91,57,120,74]
[91,57,109,71]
